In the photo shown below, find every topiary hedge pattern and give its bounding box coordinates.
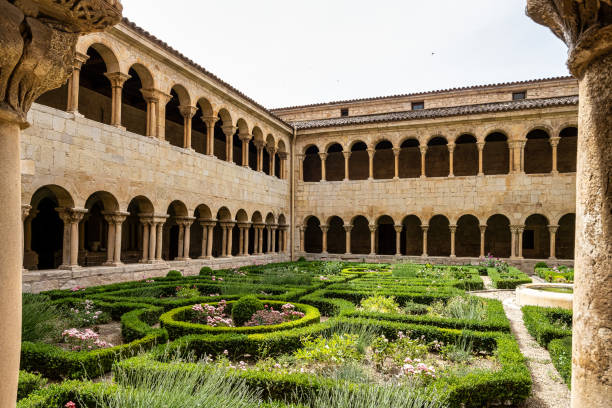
[232,295,265,326]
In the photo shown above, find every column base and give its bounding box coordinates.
[393,176,399,180]
[198,256,213,260]
[421,254,428,257]
[420,175,426,179]
[103,261,123,267]
[59,264,82,271]
[478,172,484,177]
[174,257,191,261]
[548,256,557,260]
[113,124,126,131]
[343,178,349,181]
[450,255,456,258]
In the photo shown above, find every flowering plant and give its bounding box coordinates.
[191,300,233,327]
[69,299,108,327]
[243,303,304,327]
[61,328,113,351]
[398,359,437,381]
[176,285,200,298]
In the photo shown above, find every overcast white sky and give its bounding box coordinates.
[121,0,569,109]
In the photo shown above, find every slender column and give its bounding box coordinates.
[477,142,484,176]
[344,225,352,254]
[176,222,184,259]
[140,220,150,262]
[519,141,526,173]
[479,225,486,257]
[104,72,130,128]
[518,225,525,259]
[369,224,376,255]
[113,214,127,264]
[320,225,328,254]
[367,148,375,180]
[269,147,277,177]
[394,224,402,255]
[155,221,164,261]
[421,225,429,257]
[141,89,159,138]
[148,221,156,262]
[448,143,455,177]
[510,226,517,258]
[69,210,86,268]
[156,92,172,141]
[255,140,265,171]
[57,209,72,267]
[297,153,304,181]
[550,136,560,174]
[226,222,234,257]
[221,224,228,257]
[342,151,351,181]
[419,146,427,178]
[179,106,198,149]
[259,226,265,254]
[508,142,515,173]
[206,221,214,259]
[392,147,400,179]
[200,224,208,258]
[319,152,327,181]
[548,225,559,260]
[266,226,273,253]
[238,226,244,256]
[202,116,217,156]
[299,226,305,253]
[271,225,278,252]
[222,126,237,163]
[66,53,89,113]
[240,134,252,167]
[103,215,115,265]
[279,152,288,180]
[183,219,193,260]
[449,224,457,257]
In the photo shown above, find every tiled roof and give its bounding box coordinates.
[292,96,579,130]
[271,76,575,111]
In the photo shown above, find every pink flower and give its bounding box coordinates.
[65,402,76,408]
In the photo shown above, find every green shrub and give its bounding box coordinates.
[199,267,214,276]
[548,336,572,388]
[488,267,531,289]
[17,371,47,400]
[430,296,487,321]
[294,333,362,363]
[297,256,306,262]
[22,294,67,343]
[166,270,182,278]
[175,286,200,298]
[359,295,401,314]
[534,262,548,270]
[232,296,264,326]
[522,306,572,347]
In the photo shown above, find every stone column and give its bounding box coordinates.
[392,147,400,179]
[509,225,517,259]
[318,152,327,181]
[66,52,89,113]
[206,221,214,259]
[508,141,515,173]
[519,141,526,173]
[369,224,376,255]
[268,146,277,176]
[266,226,273,253]
[342,150,351,181]
[182,218,194,260]
[148,220,157,262]
[367,148,375,180]
[477,141,484,176]
[201,116,217,156]
[140,89,159,138]
[179,105,198,150]
[548,225,559,260]
[112,213,127,265]
[104,72,130,128]
[297,153,304,181]
[419,146,427,178]
[155,219,165,261]
[271,225,278,252]
[140,218,150,262]
[394,224,402,255]
[199,222,208,258]
[226,222,234,257]
[550,136,560,174]
[69,210,86,268]
[517,225,525,259]
[299,225,305,253]
[240,134,252,167]
[259,225,265,254]
[222,126,237,162]
[449,224,457,257]
[279,152,288,180]
[221,224,228,257]
[22,207,37,269]
[103,214,116,265]
[255,140,265,172]
[479,225,486,258]
[176,222,185,259]
[448,143,455,177]
[421,225,429,257]
[156,92,172,141]
[320,225,328,254]
[237,225,244,256]
[344,225,352,255]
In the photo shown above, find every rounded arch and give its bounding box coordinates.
[194,204,213,220]
[349,141,369,180]
[128,63,154,89]
[303,145,322,182]
[217,108,233,126]
[265,212,276,225]
[251,211,263,224]
[401,215,422,256]
[426,136,449,177]
[373,140,394,180]
[196,97,214,118]
[216,207,232,221]
[169,84,191,106]
[304,216,322,253]
[278,214,287,225]
[29,184,74,208]
[236,118,249,135]
[556,213,575,260]
[523,214,550,259]
[427,215,450,256]
[525,128,552,174]
[82,42,120,73]
[167,200,188,217]
[485,214,511,258]
[350,215,371,255]
[376,215,396,255]
[325,142,344,181]
[483,131,509,175]
[84,191,119,212]
[235,209,248,223]
[558,126,577,173]
[455,214,480,257]
[399,138,421,179]
[127,195,154,214]
[327,216,346,254]
[266,134,276,149]
[277,139,287,153]
[453,134,478,176]
[121,64,152,136]
[122,195,155,264]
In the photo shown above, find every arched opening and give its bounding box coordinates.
[191,204,212,258]
[165,87,187,148]
[249,212,263,255]
[349,142,369,180]
[398,139,420,178]
[78,47,113,124]
[121,66,150,136]
[232,128,242,166]
[35,82,69,111]
[453,134,478,176]
[426,137,449,177]
[326,143,344,181]
[483,132,509,175]
[428,215,450,256]
[163,201,188,261]
[350,216,370,254]
[264,213,276,252]
[191,104,206,154]
[556,213,575,260]
[455,215,480,257]
[233,210,248,256]
[303,146,321,182]
[212,207,232,257]
[401,215,422,256]
[558,127,577,173]
[82,192,119,266]
[305,217,322,253]
[525,129,552,174]
[326,216,345,253]
[376,215,395,255]
[214,110,231,161]
[485,214,511,258]
[373,140,394,179]
[251,128,263,171]
[523,214,550,259]
[123,196,154,263]
[274,152,281,179]
[28,186,74,270]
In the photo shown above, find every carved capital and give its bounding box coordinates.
[239,133,253,142]
[419,145,428,154]
[104,71,130,88]
[278,151,288,160]
[21,204,32,221]
[342,150,351,159]
[178,105,198,119]
[318,152,327,160]
[221,125,237,137]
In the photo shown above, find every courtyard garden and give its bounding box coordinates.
[16,260,567,408]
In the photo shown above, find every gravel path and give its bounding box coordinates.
[473,290,570,408]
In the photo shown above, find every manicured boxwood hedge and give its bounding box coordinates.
[17,371,47,401]
[548,336,572,387]
[522,305,572,347]
[488,266,532,289]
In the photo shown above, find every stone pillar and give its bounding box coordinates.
[66,52,89,113]
[297,153,304,181]
[103,214,116,265]
[449,224,457,257]
[299,225,305,253]
[266,226,272,253]
[148,220,157,262]
[176,222,184,259]
[369,224,376,255]
[342,150,351,181]
[238,225,244,256]
[112,213,127,264]
[140,89,160,138]
[156,92,172,141]
[279,152,288,180]
[517,225,525,259]
[271,225,278,252]
[508,141,515,173]
[394,224,402,255]
[240,134,252,167]
[421,225,429,257]
[550,136,560,174]
[207,221,214,259]
[320,225,328,254]
[367,148,375,180]
[140,219,150,262]
[319,152,327,181]
[268,146,277,176]
[226,222,234,257]
[519,141,526,173]
[344,225,352,254]
[104,72,130,128]
[259,225,265,254]
[255,140,265,172]
[198,220,215,259]
[392,147,400,179]
[477,142,484,176]
[479,225,486,258]
[182,218,194,260]
[548,225,559,260]
[221,224,228,257]
[57,209,86,269]
[222,126,237,163]
[419,146,427,178]
[179,105,198,149]
[56,208,72,267]
[155,220,164,261]
[509,225,517,259]
[448,143,455,177]
[202,116,217,156]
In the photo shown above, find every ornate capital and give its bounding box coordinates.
[343,225,353,232]
[549,136,561,147]
[548,224,560,234]
[342,150,351,159]
[278,151,288,160]
[221,125,237,137]
[239,133,253,142]
[21,204,32,221]
[104,71,130,88]
[392,147,401,156]
[140,88,171,104]
[318,152,327,160]
[447,143,455,153]
[449,224,457,233]
[419,145,428,154]
[368,224,377,232]
[178,105,198,119]
[394,224,403,233]
[526,0,612,77]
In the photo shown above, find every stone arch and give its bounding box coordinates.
[191,98,214,155]
[80,191,120,266]
[483,132,509,175]
[235,209,248,223]
[213,108,233,161]
[76,40,121,72]
[231,209,248,256]
[278,214,287,226]
[303,145,322,182]
[427,215,451,256]
[349,141,369,180]
[78,46,115,124]
[426,136,449,177]
[350,215,370,254]
[249,127,263,170]
[376,215,396,255]
[557,126,577,173]
[163,200,189,261]
[523,214,550,259]
[304,216,322,253]
[453,134,478,176]
[401,215,422,256]
[121,64,153,136]
[485,214,511,258]
[525,128,552,174]
[327,216,346,254]
[556,213,575,260]
[251,211,263,224]
[325,142,344,181]
[455,214,480,257]
[165,85,191,148]
[399,138,420,178]
[373,140,394,180]
[123,196,155,264]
